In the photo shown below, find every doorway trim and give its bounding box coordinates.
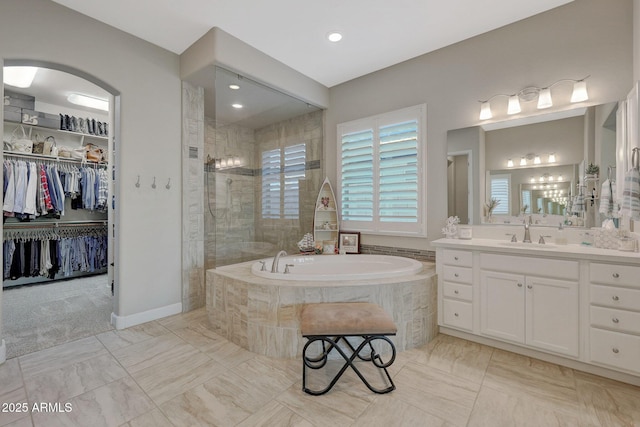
[447,149,474,224]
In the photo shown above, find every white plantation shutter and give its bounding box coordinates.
[338,104,425,236]
[490,175,510,215]
[283,143,306,219]
[379,120,418,223]
[261,148,281,219]
[340,129,374,222]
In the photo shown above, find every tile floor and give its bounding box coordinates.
[1,308,639,427]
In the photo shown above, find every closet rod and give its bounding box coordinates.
[3,151,107,166]
[3,220,107,229]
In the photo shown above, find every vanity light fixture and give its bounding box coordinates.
[3,66,38,88]
[520,157,527,166]
[507,159,514,168]
[548,153,556,163]
[478,76,590,121]
[67,93,109,111]
[534,155,541,165]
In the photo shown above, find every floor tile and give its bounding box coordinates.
[30,377,154,427]
[119,408,174,427]
[23,353,127,404]
[96,321,169,352]
[231,355,299,395]
[353,394,452,427]
[110,332,193,373]
[575,370,640,426]
[0,359,23,397]
[236,400,313,427]
[0,387,29,427]
[18,337,107,379]
[160,371,273,427]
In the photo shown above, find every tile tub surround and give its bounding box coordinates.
[206,260,437,358]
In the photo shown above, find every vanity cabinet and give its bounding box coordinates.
[480,270,579,357]
[588,262,640,375]
[440,249,473,331]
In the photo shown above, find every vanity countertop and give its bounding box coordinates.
[432,238,640,264]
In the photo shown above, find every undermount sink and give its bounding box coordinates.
[497,241,557,249]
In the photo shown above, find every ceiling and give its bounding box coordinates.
[51,0,573,88]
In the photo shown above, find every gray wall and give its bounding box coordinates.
[0,0,182,326]
[326,0,633,249]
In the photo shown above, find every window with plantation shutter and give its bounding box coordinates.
[338,104,425,236]
[261,144,306,219]
[489,174,510,215]
[262,148,281,219]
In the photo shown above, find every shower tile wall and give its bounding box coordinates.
[181,82,205,312]
[254,110,324,252]
[204,119,257,269]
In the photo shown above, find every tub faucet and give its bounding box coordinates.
[523,215,532,243]
[271,250,288,273]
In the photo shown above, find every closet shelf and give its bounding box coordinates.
[3,150,108,166]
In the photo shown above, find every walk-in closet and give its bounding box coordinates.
[2,66,114,358]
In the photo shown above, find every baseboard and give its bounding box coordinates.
[0,339,6,364]
[111,302,182,330]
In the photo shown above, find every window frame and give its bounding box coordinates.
[337,104,426,237]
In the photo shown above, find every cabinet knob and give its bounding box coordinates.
[454,256,459,261]
[612,273,620,278]
[527,285,533,289]
[612,347,620,354]
[612,317,619,324]
[454,313,459,317]
[517,283,523,287]
[454,273,459,277]
[612,295,620,301]
[454,290,459,294]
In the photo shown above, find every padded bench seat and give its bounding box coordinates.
[301,302,397,395]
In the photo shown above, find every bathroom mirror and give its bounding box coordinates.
[448,102,618,227]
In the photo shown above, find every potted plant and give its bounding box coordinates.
[484,197,500,222]
[586,163,599,178]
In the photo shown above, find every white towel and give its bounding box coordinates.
[621,167,640,220]
[599,179,616,217]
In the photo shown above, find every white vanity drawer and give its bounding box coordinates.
[590,306,640,335]
[590,284,640,311]
[442,299,472,331]
[441,249,472,267]
[590,263,640,288]
[480,253,578,280]
[590,328,640,374]
[443,282,472,301]
[442,265,472,284]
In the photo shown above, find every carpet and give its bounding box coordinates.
[2,274,114,359]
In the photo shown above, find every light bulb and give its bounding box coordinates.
[479,102,492,120]
[507,95,521,115]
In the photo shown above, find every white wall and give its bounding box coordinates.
[0,0,182,337]
[326,0,633,249]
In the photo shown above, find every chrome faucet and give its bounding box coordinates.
[523,216,532,243]
[271,250,288,273]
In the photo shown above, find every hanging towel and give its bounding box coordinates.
[573,187,586,213]
[621,167,640,220]
[599,179,616,217]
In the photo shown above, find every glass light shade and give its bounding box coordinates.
[507,159,514,168]
[548,153,556,163]
[3,66,37,88]
[220,159,227,168]
[539,176,545,182]
[571,81,588,103]
[520,157,527,166]
[534,155,541,164]
[558,175,564,181]
[507,95,521,114]
[479,102,492,120]
[537,88,553,109]
[233,157,241,166]
[548,175,554,181]
[530,177,536,183]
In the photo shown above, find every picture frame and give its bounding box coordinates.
[338,231,361,254]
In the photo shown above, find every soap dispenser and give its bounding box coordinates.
[556,222,568,245]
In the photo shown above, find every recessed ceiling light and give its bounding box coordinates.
[67,93,109,111]
[229,84,240,90]
[232,103,243,109]
[3,66,38,88]
[327,31,343,42]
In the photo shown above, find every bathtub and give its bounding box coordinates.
[251,254,424,281]
[207,254,437,358]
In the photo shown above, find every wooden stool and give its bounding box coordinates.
[300,302,397,395]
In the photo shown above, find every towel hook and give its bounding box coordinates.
[151,176,157,189]
[135,175,140,188]
[166,178,171,189]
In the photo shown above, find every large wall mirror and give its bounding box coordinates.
[448,102,618,228]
